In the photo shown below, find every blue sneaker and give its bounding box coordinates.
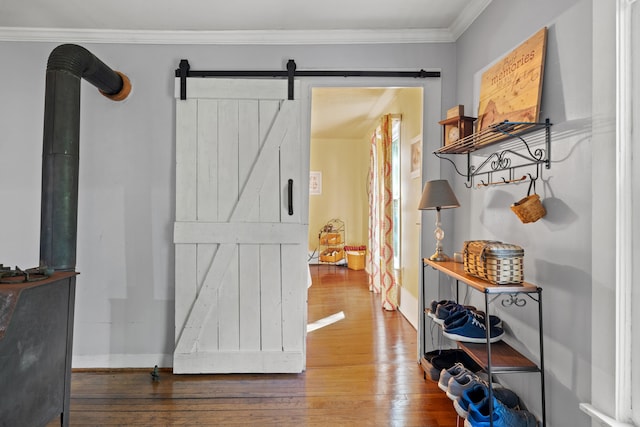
[465,396,537,427]
[443,313,505,343]
[427,299,457,320]
[429,299,456,313]
[454,383,521,419]
[434,302,476,325]
[443,307,502,328]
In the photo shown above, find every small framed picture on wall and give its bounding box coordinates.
[410,137,421,179]
[310,171,322,195]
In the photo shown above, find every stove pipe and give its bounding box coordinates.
[40,44,131,272]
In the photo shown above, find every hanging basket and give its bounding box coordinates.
[510,179,546,223]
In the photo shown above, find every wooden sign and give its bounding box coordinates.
[476,27,547,132]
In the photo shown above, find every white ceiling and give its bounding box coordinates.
[1,0,474,31]
[0,0,490,140]
[0,0,491,44]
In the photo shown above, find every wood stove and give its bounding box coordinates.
[0,44,130,426]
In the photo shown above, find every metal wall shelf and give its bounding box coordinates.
[434,119,551,188]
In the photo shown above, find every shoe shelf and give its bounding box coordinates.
[420,258,546,427]
[458,342,538,373]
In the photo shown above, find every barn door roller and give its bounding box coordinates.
[175,59,440,101]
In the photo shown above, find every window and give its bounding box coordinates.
[391,117,401,270]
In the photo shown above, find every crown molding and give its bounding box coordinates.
[449,0,492,40]
[0,27,457,45]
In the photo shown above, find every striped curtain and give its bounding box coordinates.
[366,115,398,311]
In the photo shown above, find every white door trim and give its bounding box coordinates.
[614,0,634,421]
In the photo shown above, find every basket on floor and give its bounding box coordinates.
[344,245,366,270]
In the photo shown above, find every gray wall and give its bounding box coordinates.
[0,41,455,366]
[451,0,601,425]
[0,1,615,424]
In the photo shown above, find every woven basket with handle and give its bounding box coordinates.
[511,179,546,223]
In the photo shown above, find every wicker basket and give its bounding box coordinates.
[319,248,344,263]
[511,180,546,223]
[511,194,546,223]
[346,250,365,270]
[463,240,524,284]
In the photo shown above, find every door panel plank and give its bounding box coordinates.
[218,246,240,351]
[260,245,282,352]
[196,100,219,221]
[281,245,305,353]
[239,245,261,351]
[218,100,240,222]
[239,100,259,209]
[176,100,198,222]
[174,244,197,341]
[280,98,300,224]
[259,100,282,222]
[196,244,219,351]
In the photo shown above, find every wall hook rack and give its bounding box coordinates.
[434,119,551,189]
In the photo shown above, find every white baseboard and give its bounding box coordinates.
[399,286,419,330]
[72,354,173,369]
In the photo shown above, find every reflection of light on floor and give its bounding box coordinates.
[306,311,346,332]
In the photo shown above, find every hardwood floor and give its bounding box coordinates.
[49,265,458,426]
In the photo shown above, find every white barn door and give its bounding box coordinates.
[173,78,307,373]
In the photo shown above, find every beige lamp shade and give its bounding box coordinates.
[418,179,460,210]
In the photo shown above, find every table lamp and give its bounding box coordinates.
[418,179,460,261]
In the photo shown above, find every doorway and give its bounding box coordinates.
[305,83,432,327]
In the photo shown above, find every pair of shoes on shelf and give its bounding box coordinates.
[429,300,502,328]
[438,363,489,400]
[437,362,470,392]
[423,349,481,381]
[443,312,505,344]
[444,369,490,401]
[427,299,458,323]
[429,300,475,325]
[464,394,538,427]
[454,382,521,419]
[444,307,502,329]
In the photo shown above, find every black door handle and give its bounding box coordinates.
[288,179,294,216]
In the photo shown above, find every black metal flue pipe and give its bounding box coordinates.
[40,44,131,271]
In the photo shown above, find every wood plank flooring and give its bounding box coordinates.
[49,265,458,426]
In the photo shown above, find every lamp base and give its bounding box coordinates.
[428,248,450,262]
